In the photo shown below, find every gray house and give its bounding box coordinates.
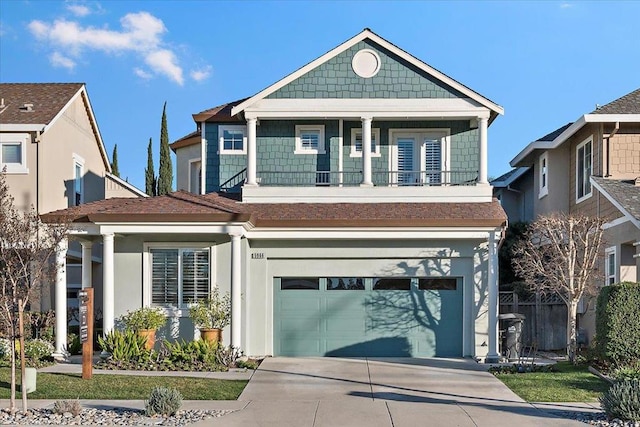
[46,29,506,361]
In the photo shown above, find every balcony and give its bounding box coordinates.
[257,170,478,187]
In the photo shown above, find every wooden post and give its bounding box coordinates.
[80,288,94,379]
[18,300,27,412]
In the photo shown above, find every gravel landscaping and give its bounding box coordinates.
[0,407,233,425]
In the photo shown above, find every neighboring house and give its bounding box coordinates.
[45,29,507,361]
[491,167,534,224]
[0,83,146,355]
[509,87,640,341]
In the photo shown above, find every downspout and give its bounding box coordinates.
[604,122,619,177]
[35,130,42,215]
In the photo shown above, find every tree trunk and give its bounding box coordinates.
[9,328,16,414]
[19,301,27,413]
[567,300,578,363]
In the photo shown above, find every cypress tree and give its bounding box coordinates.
[157,102,173,195]
[110,144,120,177]
[145,138,157,196]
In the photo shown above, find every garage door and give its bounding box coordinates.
[274,276,463,357]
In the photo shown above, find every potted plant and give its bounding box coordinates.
[189,288,231,343]
[120,307,166,350]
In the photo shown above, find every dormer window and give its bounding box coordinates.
[219,125,247,154]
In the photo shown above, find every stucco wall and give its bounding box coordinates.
[175,144,201,192]
[535,143,571,216]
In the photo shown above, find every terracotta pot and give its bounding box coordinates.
[200,328,222,343]
[138,329,156,350]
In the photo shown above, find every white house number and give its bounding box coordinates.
[251,253,265,259]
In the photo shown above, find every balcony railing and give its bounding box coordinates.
[257,170,478,187]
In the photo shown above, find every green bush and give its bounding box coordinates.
[66,333,82,355]
[595,282,640,366]
[120,307,167,331]
[145,386,182,417]
[613,365,640,382]
[600,379,640,421]
[24,339,54,360]
[97,330,151,362]
[0,338,11,361]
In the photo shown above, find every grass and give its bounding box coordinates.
[494,361,610,402]
[0,368,247,400]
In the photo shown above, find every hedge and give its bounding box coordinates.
[595,282,640,366]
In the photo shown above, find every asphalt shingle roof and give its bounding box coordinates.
[535,123,573,142]
[0,83,84,125]
[592,177,640,223]
[591,88,640,114]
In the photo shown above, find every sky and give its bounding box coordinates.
[1,0,639,190]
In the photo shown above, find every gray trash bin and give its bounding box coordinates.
[499,313,525,360]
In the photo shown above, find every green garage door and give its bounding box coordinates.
[274,277,463,357]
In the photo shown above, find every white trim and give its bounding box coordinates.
[0,133,29,174]
[591,177,640,230]
[231,29,504,117]
[602,216,631,230]
[246,227,500,240]
[73,153,85,205]
[294,124,325,154]
[389,128,450,185]
[538,152,548,199]
[201,123,207,194]
[351,48,381,78]
[0,124,45,132]
[218,125,247,155]
[338,119,343,185]
[350,127,381,157]
[605,246,617,286]
[105,172,148,197]
[575,136,593,204]
[187,158,202,194]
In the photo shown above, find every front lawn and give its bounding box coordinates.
[0,368,247,400]
[494,362,610,402]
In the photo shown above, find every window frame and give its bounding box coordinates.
[72,154,84,206]
[605,246,617,286]
[0,133,29,174]
[143,243,215,315]
[539,151,548,199]
[350,127,381,158]
[576,137,593,203]
[294,125,325,155]
[218,125,247,155]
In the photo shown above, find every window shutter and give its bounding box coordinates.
[181,249,210,304]
[424,138,442,184]
[397,138,414,184]
[151,249,179,305]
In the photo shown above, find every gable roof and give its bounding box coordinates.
[231,28,503,121]
[591,177,640,229]
[42,190,507,228]
[170,130,200,152]
[490,167,530,188]
[192,98,248,123]
[0,83,111,171]
[511,88,640,167]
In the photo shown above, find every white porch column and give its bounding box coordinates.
[230,233,242,348]
[478,117,489,184]
[361,116,373,186]
[486,231,500,362]
[54,238,68,358]
[246,117,258,186]
[102,233,115,334]
[81,241,93,289]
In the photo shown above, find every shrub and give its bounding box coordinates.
[66,333,82,355]
[162,339,220,370]
[120,307,167,331]
[188,288,231,330]
[612,365,640,382]
[145,386,182,417]
[600,379,640,421]
[97,329,151,362]
[53,399,82,416]
[24,339,54,360]
[0,338,11,361]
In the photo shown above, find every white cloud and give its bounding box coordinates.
[560,2,574,8]
[134,67,152,80]
[50,52,76,69]
[190,65,212,82]
[28,11,186,85]
[66,3,91,17]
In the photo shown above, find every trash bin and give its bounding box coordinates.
[498,313,525,361]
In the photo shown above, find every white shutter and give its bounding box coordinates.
[424,138,442,184]
[151,249,179,305]
[181,249,210,304]
[397,138,415,185]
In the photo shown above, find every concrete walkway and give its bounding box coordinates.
[193,357,598,427]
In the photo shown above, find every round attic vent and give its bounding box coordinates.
[352,49,381,78]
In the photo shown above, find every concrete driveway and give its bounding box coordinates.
[202,357,589,427]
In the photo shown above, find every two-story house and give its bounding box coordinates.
[0,83,146,356]
[45,29,506,361]
[509,87,640,341]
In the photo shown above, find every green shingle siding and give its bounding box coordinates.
[205,124,246,193]
[267,40,464,100]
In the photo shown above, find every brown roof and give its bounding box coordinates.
[42,190,507,228]
[592,88,640,114]
[170,130,200,152]
[192,98,248,123]
[0,83,84,125]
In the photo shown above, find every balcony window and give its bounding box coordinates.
[219,125,247,154]
[295,125,325,154]
[350,128,380,157]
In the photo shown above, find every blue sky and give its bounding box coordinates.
[1,1,639,190]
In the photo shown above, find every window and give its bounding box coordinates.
[295,125,325,154]
[418,278,457,290]
[576,138,592,202]
[189,159,201,194]
[73,154,84,206]
[539,152,548,198]
[327,278,365,290]
[0,133,28,174]
[373,278,411,290]
[219,125,246,154]
[605,247,616,286]
[281,277,320,290]
[350,128,381,157]
[150,248,210,307]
